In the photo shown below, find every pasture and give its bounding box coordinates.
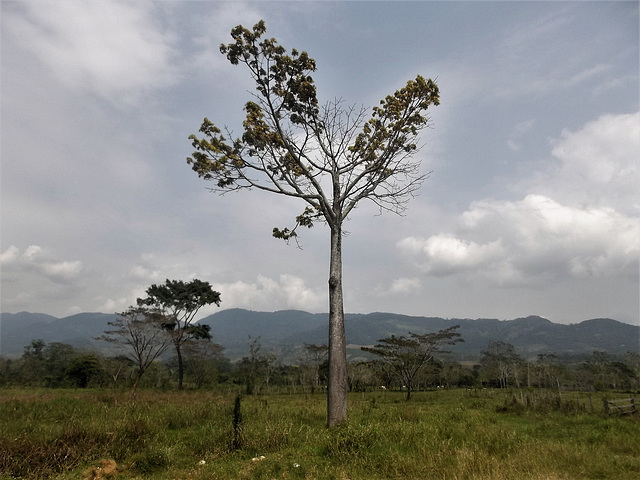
[1,388,638,479]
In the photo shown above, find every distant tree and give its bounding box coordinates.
[237,336,276,394]
[0,357,17,387]
[362,326,462,400]
[101,355,135,388]
[348,361,377,392]
[608,361,635,390]
[21,339,47,385]
[182,338,225,388]
[66,354,103,388]
[187,21,440,425]
[98,306,173,401]
[23,339,46,359]
[534,353,568,391]
[439,361,476,388]
[137,279,221,389]
[371,359,396,390]
[480,341,523,389]
[42,342,76,388]
[301,343,328,393]
[622,351,640,390]
[587,351,612,389]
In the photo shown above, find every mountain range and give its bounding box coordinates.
[1,309,638,362]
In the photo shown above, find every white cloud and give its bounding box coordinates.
[96,298,129,314]
[545,112,640,213]
[211,274,324,312]
[3,0,177,104]
[39,261,83,281]
[0,245,19,264]
[1,245,83,284]
[398,235,504,277]
[399,112,640,288]
[389,277,422,295]
[23,245,44,261]
[0,245,86,314]
[129,265,162,282]
[400,194,639,286]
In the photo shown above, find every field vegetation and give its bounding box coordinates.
[1,387,638,479]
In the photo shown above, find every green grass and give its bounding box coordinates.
[0,388,638,479]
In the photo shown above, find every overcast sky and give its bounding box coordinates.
[1,1,638,326]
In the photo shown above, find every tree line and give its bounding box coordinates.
[2,279,637,398]
[2,333,638,397]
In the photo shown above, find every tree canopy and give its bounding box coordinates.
[137,279,222,389]
[188,20,439,239]
[362,326,463,400]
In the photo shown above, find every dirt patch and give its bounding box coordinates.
[83,459,118,479]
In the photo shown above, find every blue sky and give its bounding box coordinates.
[1,1,638,325]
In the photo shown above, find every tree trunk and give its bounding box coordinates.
[130,369,143,404]
[327,222,347,426]
[176,341,184,390]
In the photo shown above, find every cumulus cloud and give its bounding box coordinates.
[398,235,504,277]
[1,245,83,284]
[540,112,640,213]
[401,194,638,285]
[0,245,19,264]
[129,254,165,283]
[1,245,85,315]
[129,265,162,282]
[3,0,177,104]
[211,274,324,312]
[389,277,422,295]
[399,112,640,287]
[96,298,130,314]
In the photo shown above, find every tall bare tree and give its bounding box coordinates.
[187,21,439,425]
[98,307,173,402]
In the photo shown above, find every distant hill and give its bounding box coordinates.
[0,311,117,356]
[1,309,637,362]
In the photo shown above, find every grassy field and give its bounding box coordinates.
[1,388,638,479]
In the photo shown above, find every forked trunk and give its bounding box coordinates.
[327,223,348,426]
